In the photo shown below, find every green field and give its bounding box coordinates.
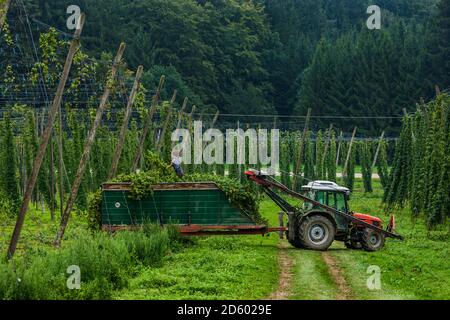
[0,179,448,300]
[286,180,449,300]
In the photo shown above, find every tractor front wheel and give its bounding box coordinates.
[361,228,385,251]
[299,215,335,251]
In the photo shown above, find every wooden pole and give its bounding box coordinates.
[57,107,64,219]
[342,127,357,179]
[403,108,416,142]
[108,65,144,180]
[54,42,126,247]
[335,131,343,167]
[188,105,196,134]
[171,97,188,149]
[292,108,311,190]
[156,90,177,152]
[278,212,284,239]
[322,124,334,167]
[371,131,385,169]
[176,98,188,129]
[237,120,241,182]
[210,111,219,129]
[131,75,165,172]
[50,134,55,221]
[7,14,85,259]
[201,111,220,156]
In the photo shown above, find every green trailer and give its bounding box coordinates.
[101,182,279,235]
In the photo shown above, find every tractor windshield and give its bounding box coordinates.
[312,191,348,213]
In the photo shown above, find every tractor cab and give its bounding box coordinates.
[301,181,350,214]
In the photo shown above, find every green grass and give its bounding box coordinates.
[0,205,88,256]
[115,200,280,300]
[0,179,448,300]
[329,179,450,300]
[289,249,338,299]
[285,178,449,300]
[116,235,279,300]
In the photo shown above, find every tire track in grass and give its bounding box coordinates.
[321,251,352,300]
[267,241,294,300]
[288,248,339,299]
[268,241,343,300]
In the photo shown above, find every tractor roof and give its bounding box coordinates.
[301,181,350,194]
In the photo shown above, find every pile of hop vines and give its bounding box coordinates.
[88,152,264,229]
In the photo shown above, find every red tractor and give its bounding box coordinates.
[245,170,402,251]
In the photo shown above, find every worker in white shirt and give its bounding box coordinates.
[170,149,184,178]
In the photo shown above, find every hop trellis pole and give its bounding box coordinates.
[335,131,343,167]
[156,90,177,153]
[7,14,86,259]
[171,97,188,154]
[131,75,165,172]
[292,108,311,191]
[342,127,357,179]
[108,65,144,180]
[54,42,126,247]
[372,131,385,169]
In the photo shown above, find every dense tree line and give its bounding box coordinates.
[16,0,449,135]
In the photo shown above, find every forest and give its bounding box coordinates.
[6,0,449,135]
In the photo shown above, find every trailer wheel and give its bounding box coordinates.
[299,215,335,251]
[361,228,385,251]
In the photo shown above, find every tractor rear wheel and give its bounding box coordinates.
[286,216,304,248]
[298,215,335,251]
[288,236,305,248]
[361,228,385,251]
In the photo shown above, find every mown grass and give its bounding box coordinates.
[286,178,449,300]
[329,179,450,300]
[289,249,338,299]
[116,235,279,300]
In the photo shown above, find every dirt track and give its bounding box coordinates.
[267,241,294,300]
[268,241,353,300]
[321,252,353,300]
